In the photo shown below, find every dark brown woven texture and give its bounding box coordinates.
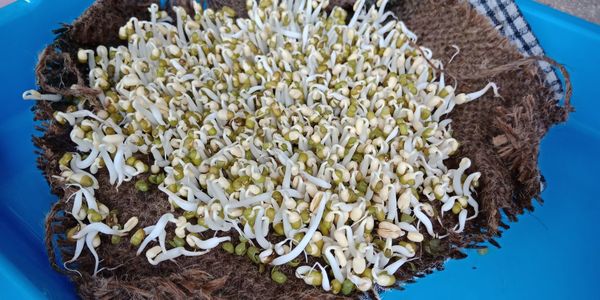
[34,0,571,299]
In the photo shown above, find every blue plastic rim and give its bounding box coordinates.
[0,1,598,299]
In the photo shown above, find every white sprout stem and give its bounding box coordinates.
[137,213,174,255]
[186,223,208,233]
[462,172,480,197]
[453,158,471,195]
[71,190,84,219]
[391,245,415,258]
[227,191,273,209]
[158,184,199,212]
[301,171,331,189]
[72,223,124,239]
[189,235,230,250]
[324,246,345,283]
[85,233,101,276]
[207,180,229,205]
[384,257,408,274]
[466,195,479,220]
[441,196,460,215]
[468,82,500,101]
[149,247,208,265]
[414,204,435,236]
[22,90,62,101]
[253,207,272,249]
[386,185,397,221]
[271,192,329,265]
[454,209,468,233]
[316,262,331,291]
[79,188,99,211]
[66,237,85,264]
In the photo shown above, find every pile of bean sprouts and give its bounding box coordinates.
[25,0,499,295]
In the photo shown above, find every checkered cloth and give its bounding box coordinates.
[469,0,563,99]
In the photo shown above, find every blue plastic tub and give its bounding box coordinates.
[0,0,598,298]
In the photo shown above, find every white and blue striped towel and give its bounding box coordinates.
[469,0,563,99]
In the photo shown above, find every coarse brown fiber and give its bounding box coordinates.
[34,0,571,299]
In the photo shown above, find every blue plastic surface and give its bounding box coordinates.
[0,1,94,299]
[0,0,598,299]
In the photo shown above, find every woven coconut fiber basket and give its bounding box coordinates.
[34,0,572,299]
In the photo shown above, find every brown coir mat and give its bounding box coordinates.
[34,0,572,299]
